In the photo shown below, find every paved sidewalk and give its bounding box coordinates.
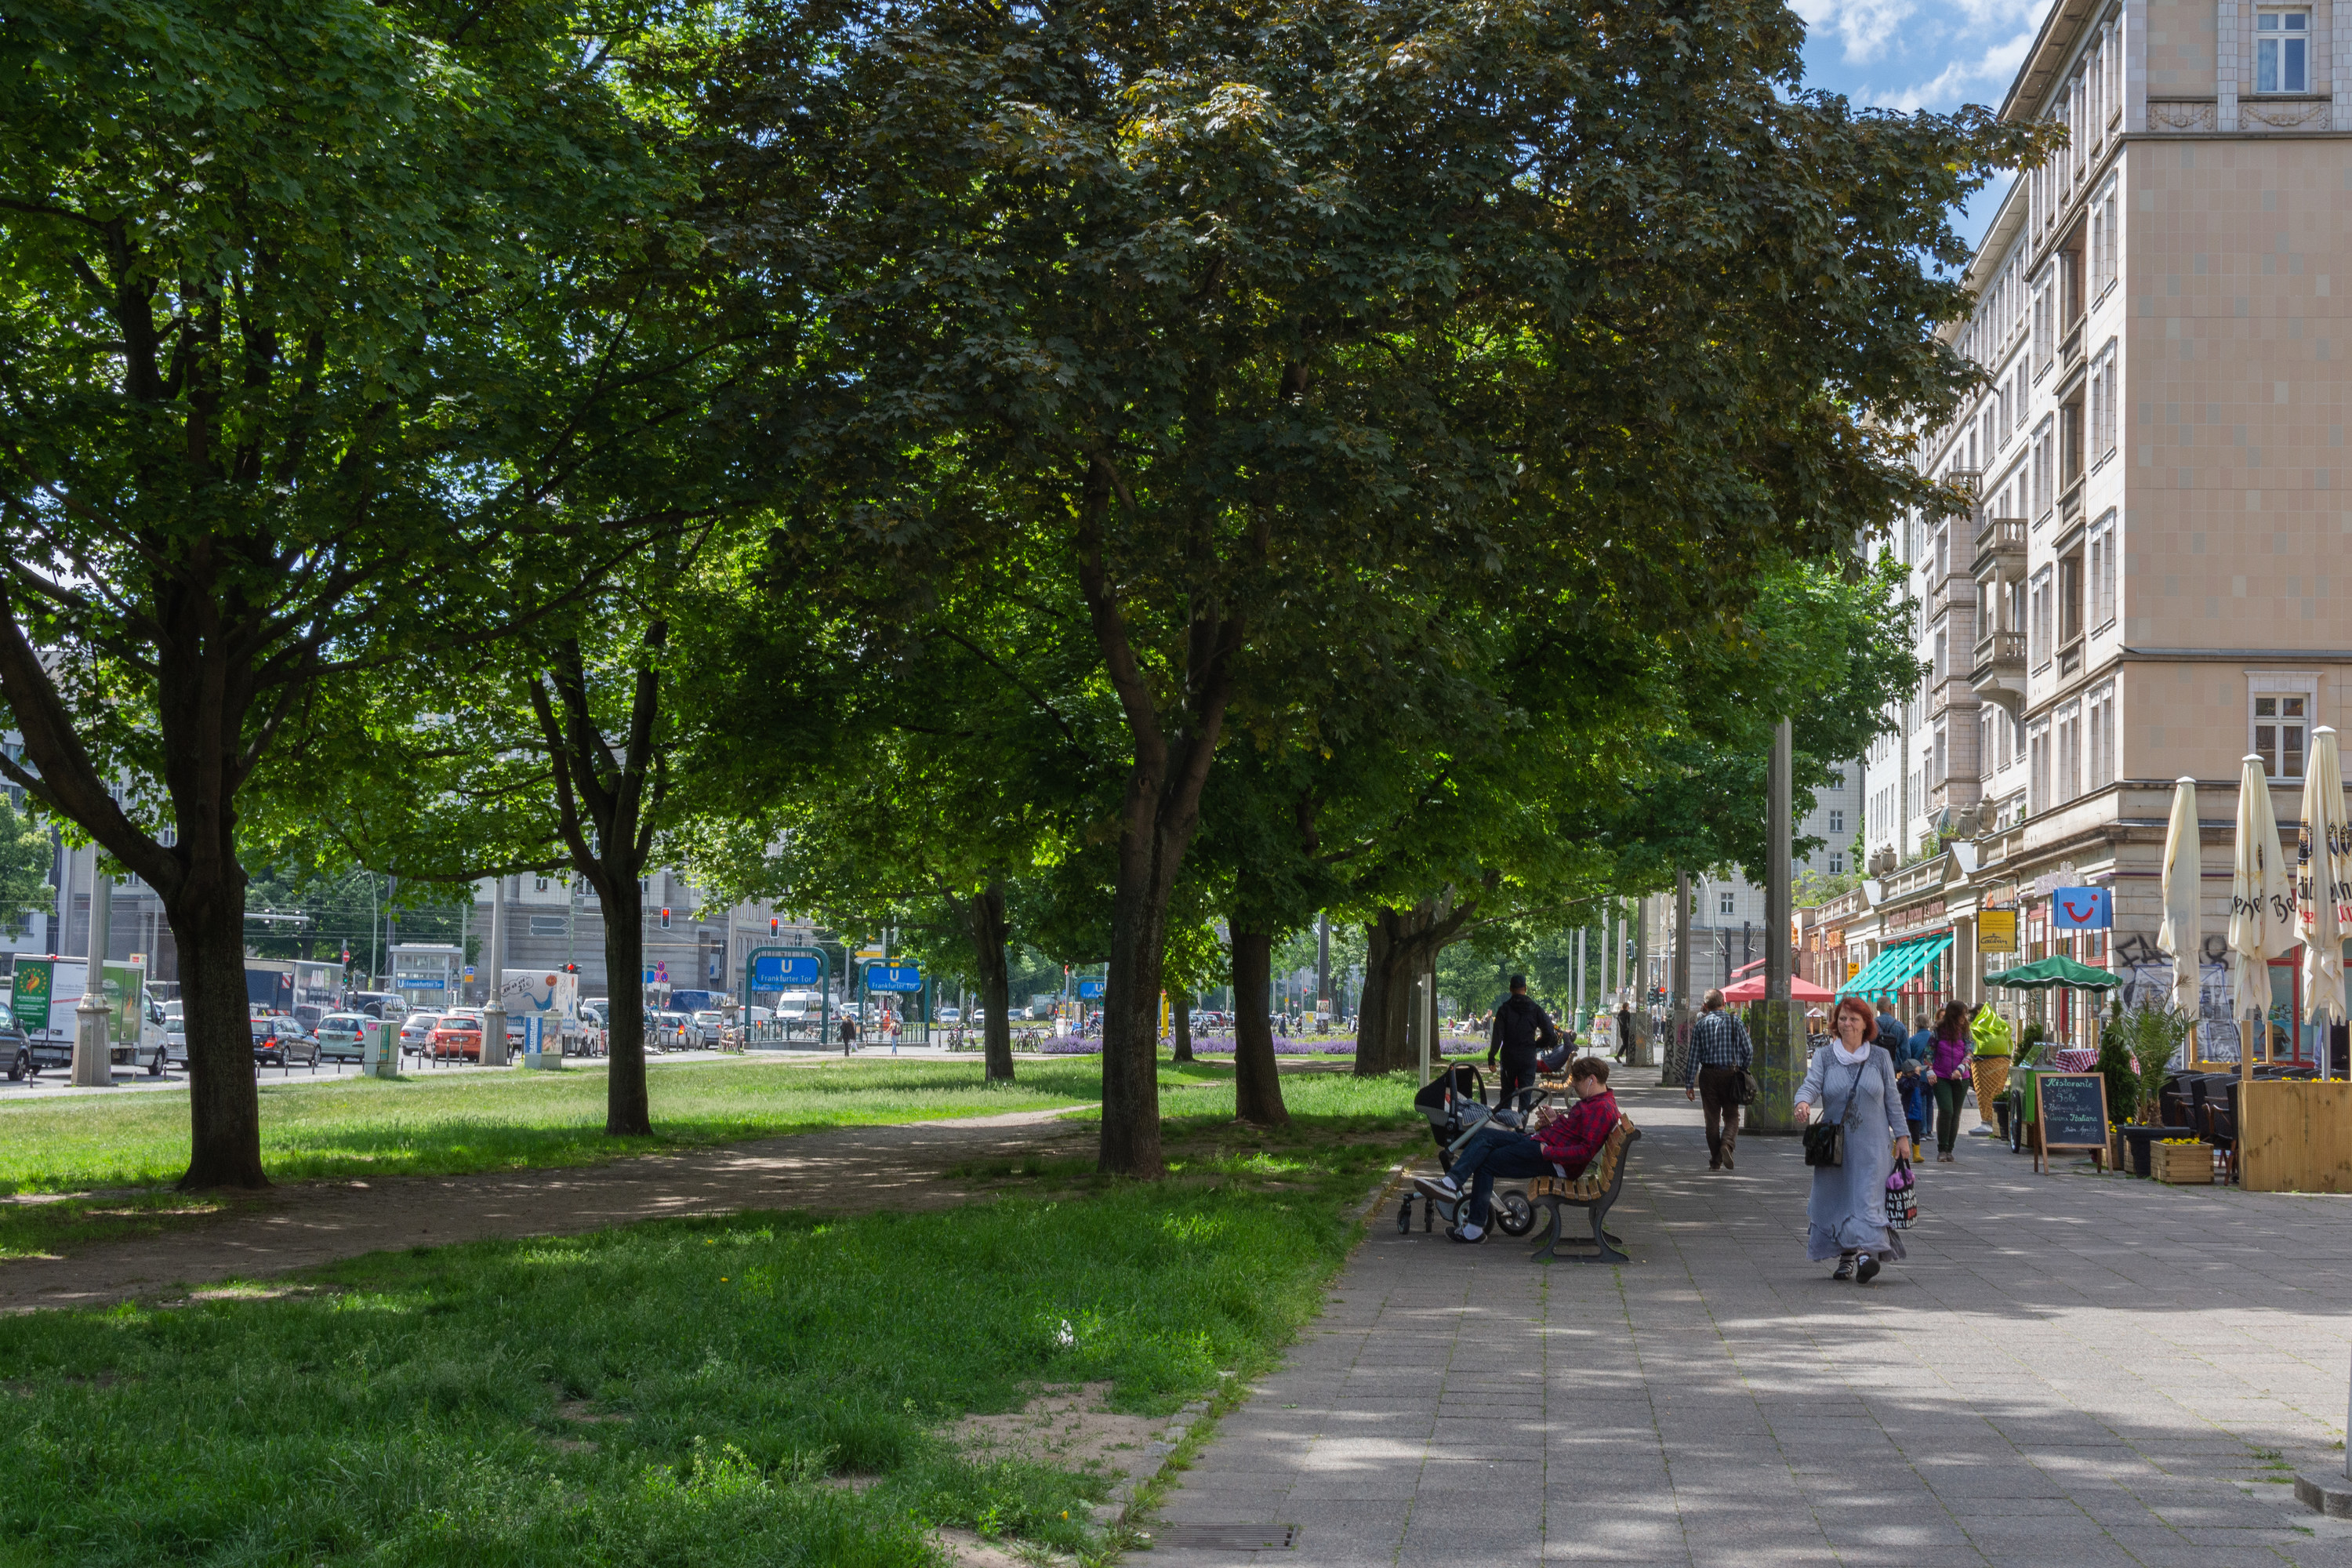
[1149,1083,2352,1567]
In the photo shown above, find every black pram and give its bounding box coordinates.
[1396,1063,1548,1236]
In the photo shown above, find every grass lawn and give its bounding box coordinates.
[0,1057,1251,1259]
[0,1070,1418,1566]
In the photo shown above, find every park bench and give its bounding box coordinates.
[1524,1116,1639,1265]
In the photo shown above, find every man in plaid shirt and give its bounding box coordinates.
[1682,987,1753,1171]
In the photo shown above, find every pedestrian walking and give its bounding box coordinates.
[1794,996,1914,1283]
[1486,975,1559,1110]
[1895,1014,1933,1149]
[839,1014,858,1056]
[1926,1000,1973,1162]
[1615,1002,1635,1063]
[1681,988,1754,1171]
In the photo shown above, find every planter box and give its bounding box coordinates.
[2151,1141,2215,1185]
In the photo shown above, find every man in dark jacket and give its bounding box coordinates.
[1487,975,1559,1109]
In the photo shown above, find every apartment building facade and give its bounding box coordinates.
[1853,0,2352,1050]
[467,869,807,1003]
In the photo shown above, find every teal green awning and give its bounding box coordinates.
[1841,933,1954,999]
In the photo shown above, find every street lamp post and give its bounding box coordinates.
[481,875,508,1067]
[72,844,112,1087]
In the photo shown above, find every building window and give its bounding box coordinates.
[1828,853,1845,876]
[2033,275,2052,372]
[535,877,549,892]
[2056,702,2082,802]
[2254,694,2308,777]
[2093,181,2119,296]
[2089,510,2118,630]
[2090,344,2118,462]
[2029,567,2054,668]
[2058,547,2084,648]
[2029,719,2052,813]
[2088,684,2117,787]
[1719,891,1736,917]
[2031,417,2054,516]
[2256,11,2309,92]
[1829,809,1845,834]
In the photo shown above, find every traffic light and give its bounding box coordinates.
[563,964,579,975]
[659,907,671,930]
[770,916,779,937]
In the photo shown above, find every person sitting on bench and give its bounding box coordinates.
[1436,1058,1620,1243]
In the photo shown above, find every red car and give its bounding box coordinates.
[426,1011,485,1061]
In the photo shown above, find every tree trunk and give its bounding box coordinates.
[971,879,1014,1082]
[1230,928,1289,1125]
[1171,992,1193,1063]
[173,889,270,1189]
[1354,911,1424,1075]
[1098,802,1187,1176]
[601,871,652,1137]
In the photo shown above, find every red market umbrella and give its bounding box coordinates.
[1720,972,1835,1004]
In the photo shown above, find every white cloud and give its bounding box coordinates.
[1870,24,2040,110]
[1793,0,1926,66]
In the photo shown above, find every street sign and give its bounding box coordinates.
[753,951,824,988]
[865,962,924,993]
[10,959,49,1033]
[1077,978,1105,999]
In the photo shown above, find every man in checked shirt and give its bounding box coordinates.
[1682,987,1754,1171]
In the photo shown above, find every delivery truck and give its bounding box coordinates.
[3,955,169,1075]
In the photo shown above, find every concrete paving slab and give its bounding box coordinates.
[1141,1083,2352,1566]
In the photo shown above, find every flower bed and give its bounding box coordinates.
[1036,1033,1359,1057]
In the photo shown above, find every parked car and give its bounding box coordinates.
[426,1011,485,1062]
[691,1009,725,1044]
[349,991,405,1019]
[398,1012,443,1056]
[2,1022,69,1081]
[937,1007,961,1023]
[314,1013,373,1064]
[251,1016,321,1068]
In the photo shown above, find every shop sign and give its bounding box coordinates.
[1978,909,2019,954]
[2049,887,2113,930]
[1887,898,1947,935]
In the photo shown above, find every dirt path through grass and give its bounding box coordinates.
[0,1106,1096,1313]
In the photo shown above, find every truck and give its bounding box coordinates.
[4,955,169,1075]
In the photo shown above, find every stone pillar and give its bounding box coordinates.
[71,848,113,1087]
[481,874,508,1067]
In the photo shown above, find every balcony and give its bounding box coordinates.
[1973,517,2026,576]
[1944,464,1981,498]
[1933,573,1975,617]
[2061,321,2084,372]
[1971,630,2027,713]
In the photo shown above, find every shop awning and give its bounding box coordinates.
[1982,954,2117,991]
[1842,934,1953,998]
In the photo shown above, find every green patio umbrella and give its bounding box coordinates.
[1981,954,2117,991]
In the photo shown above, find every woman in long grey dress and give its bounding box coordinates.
[1794,995,1914,1283]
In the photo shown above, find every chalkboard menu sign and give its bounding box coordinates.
[2034,1072,2110,1174]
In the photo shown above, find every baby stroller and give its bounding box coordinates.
[1396,1063,1544,1237]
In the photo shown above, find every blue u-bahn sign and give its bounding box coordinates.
[865,962,924,993]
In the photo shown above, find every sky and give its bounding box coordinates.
[1792,0,2058,252]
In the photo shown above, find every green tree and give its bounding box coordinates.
[0,794,51,937]
[791,0,2038,1173]
[0,0,728,1182]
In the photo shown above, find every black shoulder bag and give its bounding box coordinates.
[1802,1057,1867,1168]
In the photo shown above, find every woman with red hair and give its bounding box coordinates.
[1794,995,1915,1283]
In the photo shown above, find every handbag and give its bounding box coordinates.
[1736,1069,1761,1106]
[1885,1157,1918,1229]
[1802,1055,1867,1168]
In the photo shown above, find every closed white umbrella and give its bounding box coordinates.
[2298,727,2350,1075]
[2229,753,2296,1077]
[2158,775,2203,1060]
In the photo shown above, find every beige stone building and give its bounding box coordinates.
[1850,0,2352,1060]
